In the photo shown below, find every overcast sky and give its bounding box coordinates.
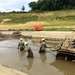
[0,0,38,12]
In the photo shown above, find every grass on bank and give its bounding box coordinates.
[43,26,75,31]
[0,9,75,31]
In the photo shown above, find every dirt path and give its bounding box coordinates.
[1,19,11,24]
[0,21,75,30]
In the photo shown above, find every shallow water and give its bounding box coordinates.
[0,39,75,75]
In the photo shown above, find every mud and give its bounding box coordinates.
[0,31,75,75]
[0,39,75,75]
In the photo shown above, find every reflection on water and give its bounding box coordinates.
[51,60,75,75]
[18,51,26,61]
[0,39,75,75]
[39,53,47,63]
[24,58,34,70]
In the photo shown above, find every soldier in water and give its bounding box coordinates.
[25,42,34,58]
[39,38,47,53]
[18,38,25,52]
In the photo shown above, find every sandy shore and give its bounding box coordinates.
[0,64,28,75]
[1,31,72,39]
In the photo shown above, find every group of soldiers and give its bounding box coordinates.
[18,36,47,58]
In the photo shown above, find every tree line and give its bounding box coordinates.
[29,0,75,11]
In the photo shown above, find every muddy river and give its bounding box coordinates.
[0,39,75,75]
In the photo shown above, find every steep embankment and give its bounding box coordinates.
[0,10,75,31]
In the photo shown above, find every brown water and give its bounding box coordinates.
[0,39,75,75]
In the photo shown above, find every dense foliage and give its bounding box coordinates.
[29,0,75,11]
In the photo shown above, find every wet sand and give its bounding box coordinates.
[0,64,27,75]
[0,39,75,75]
[1,31,72,39]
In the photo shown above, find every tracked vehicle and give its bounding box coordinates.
[56,30,75,61]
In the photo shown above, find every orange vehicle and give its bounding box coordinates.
[34,25,42,31]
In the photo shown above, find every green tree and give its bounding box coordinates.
[21,5,25,12]
[29,1,38,10]
[29,0,75,11]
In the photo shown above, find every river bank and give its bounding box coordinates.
[0,64,28,75]
[1,31,72,39]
